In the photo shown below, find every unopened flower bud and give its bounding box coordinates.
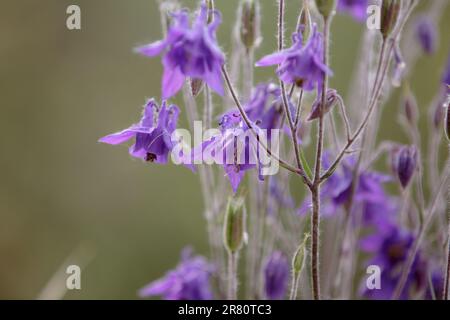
[402,87,418,126]
[292,233,309,276]
[392,42,405,87]
[223,196,246,253]
[307,89,339,121]
[380,0,401,39]
[315,0,336,19]
[395,145,418,189]
[190,78,204,97]
[238,0,260,52]
[415,16,437,55]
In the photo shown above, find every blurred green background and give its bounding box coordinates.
[0,0,448,299]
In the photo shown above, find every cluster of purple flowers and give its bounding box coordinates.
[99,0,450,301]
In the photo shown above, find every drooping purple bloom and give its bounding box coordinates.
[337,0,369,21]
[256,24,332,92]
[263,251,289,300]
[99,99,179,164]
[394,145,417,189]
[415,16,437,55]
[139,247,214,300]
[191,113,263,193]
[136,4,225,99]
[360,225,428,300]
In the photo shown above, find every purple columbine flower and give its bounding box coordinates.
[337,0,369,21]
[415,16,437,55]
[136,4,225,99]
[139,247,214,300]
[360,225,428,300]
[99,99,179,164]
[263,251,290,300]
[191,113,263,193]
[255,24,332,92]
[394,145,417,189]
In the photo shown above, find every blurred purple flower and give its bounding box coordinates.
[299,155,396,229]
[256,24,332,92]
[136,4,225,99]
[415,16,437,55]
[425,271,444,300]
[360,226,428,300]
[139,247,214,300]
[99,99,179,164]
[337,0,368,21]
[263,251,290,300]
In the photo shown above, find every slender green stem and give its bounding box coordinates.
[227,251,238,300]
[289,273,300,300]
[277,0,312,187]
[309,14,331,300]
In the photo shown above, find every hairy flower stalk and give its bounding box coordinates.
[290,234,309,300]
[310,0,334,300]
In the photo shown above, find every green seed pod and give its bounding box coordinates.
[223,196,246,253]
[292,233,310,276]
[239,0,260,52]
[315,0,336,19]
[380,0,401,40]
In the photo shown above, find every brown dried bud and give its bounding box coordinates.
[190,78,204,97]
[307,89,339,121]
[381,0,401,39]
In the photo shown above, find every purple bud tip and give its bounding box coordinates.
[415,16,437,55]
[395,145,418,188]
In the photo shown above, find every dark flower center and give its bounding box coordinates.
[295,78,304,87]
[145,153,157,162]
[387,243,405,262]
